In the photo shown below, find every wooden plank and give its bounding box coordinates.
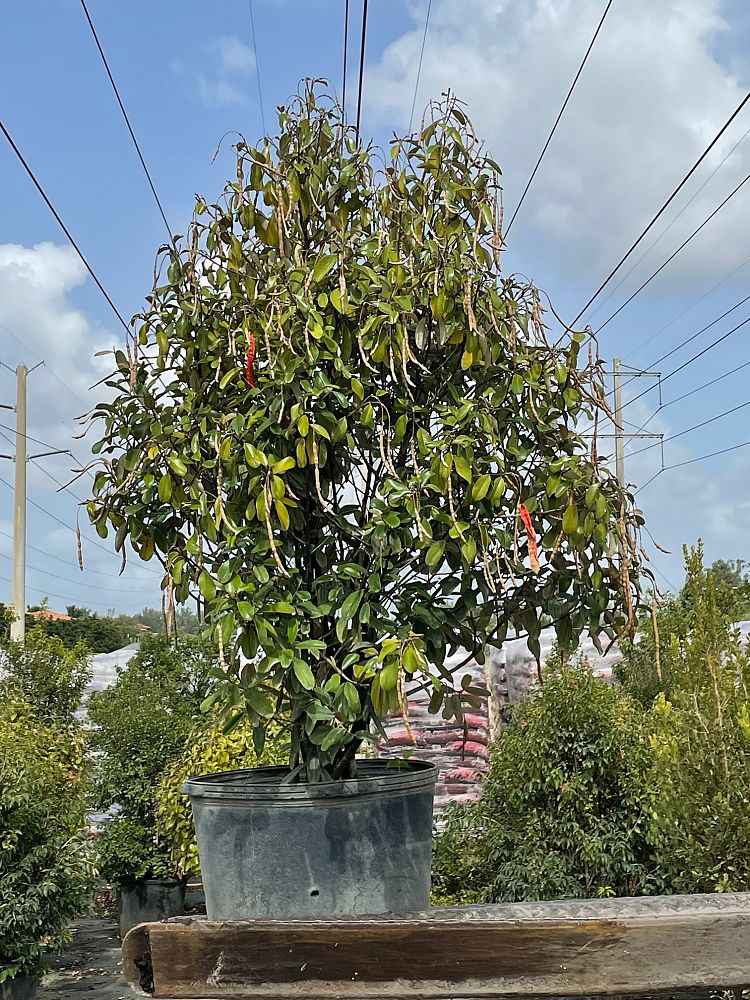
[121,892,750,998]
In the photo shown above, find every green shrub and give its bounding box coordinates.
[94,817,176,886]
[432,663,660,904]
[157,716,287,876]
[616,596,688,707]
[0,628,91,725]
[88,634,217,883]
[0,700,95,983]
[648,546,750,892]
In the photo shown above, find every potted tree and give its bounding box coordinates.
[87,635,215,936]
[88,83,649,919]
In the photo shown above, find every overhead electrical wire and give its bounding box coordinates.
[0,548,151,595]
[0,569,147,610]
[594,167,750,333]
[342,0,350,119]
[571,89,750,326]
[0,527,150,580]
[0,118,132,339]
[79,0,172,240]
[589,121,750,321]
[248,0,267,137]
[635,438,750,497]
[505,0,614,239]
[408,0,433,133]
[355,0,369,137]
[628,396,750,459]
[639,358,750,431]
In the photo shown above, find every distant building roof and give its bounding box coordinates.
[27,609,72,621]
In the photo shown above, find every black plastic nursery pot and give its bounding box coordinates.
[0,976,37,1000]
[117,879,186,939]
[182,758,438,919]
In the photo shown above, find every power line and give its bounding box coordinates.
[571,90,750,326]
[0,569,149,610]
[595,167,750,333]
[622,313,750,416]
[0,470,160,570]
[669,437,750,470]
[640,358,750,429]
[589,121,750,322]
[505,0,614,239]
[342,0,350,120]
[628,396,750,459]
[0,118,132,339]
[623,248,750,363]
[0,527,149,580]
[247,0,267,137]
[635,438,750,496]
[79,0,172,240]
[408,0,433,133]
[0,549,150,595]
[355,0,369,137]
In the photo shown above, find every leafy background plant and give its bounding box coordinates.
[0,699,95,983]
[157,715,287,877]
[88,82,648,783]
[432,659,660,904]
[0,628,91,725]
[88,634,216,885]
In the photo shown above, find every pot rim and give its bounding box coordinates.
[181,757,438,804]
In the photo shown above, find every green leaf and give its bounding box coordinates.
[312,253,337,284]
[425,540,445,568]
[563,503,580,535]
[275,498,290,530]
[245,687,274,717]
[471,474,491,501]
[158,473,172,502]
[454,455,472,483]
[339,589,363,625]
[167,455,187,477]
[267,601,294,614]
[293,659,316,690]
[198,570,217,602]
[273,456,296,474]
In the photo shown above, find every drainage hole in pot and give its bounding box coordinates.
[310,888,320,897]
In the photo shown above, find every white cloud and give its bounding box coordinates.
[0,242,163,613]
[197,76,249,108]
[216,35,255,75]
[366,0,750,289]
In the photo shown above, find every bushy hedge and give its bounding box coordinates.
[432,663,659,904]
[0,701,95,983]
[0,628,91,725]
[434,545,750,904]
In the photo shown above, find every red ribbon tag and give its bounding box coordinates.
[518,503,540,573]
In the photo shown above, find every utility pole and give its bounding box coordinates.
[613,357,625,487]
[10,365,27,641]
[1,361,71,642]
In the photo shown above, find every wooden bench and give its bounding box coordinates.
[122,892,750,998]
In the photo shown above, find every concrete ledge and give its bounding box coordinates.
[122,892,750,998]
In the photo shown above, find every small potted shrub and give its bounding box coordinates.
[88,83,649,919]
[87,635,215,935]
[0,700,95,999]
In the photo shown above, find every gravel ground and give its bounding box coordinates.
[39,920,130,999]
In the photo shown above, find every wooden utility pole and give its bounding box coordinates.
[10,365,27,641]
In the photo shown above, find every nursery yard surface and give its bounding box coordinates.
[40,919,128,1000]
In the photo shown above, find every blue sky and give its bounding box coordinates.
[2,0,750,612]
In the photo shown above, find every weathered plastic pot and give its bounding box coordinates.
[182,759,438,919]
[117,879,186,939]
[0,976,37,1000]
